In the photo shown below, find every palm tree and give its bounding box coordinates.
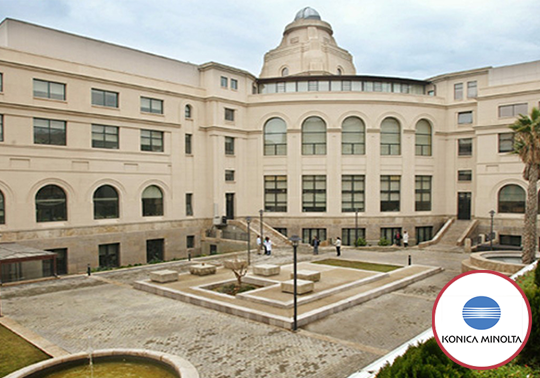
[509,107,540,264]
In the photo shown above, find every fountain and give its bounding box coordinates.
[462,251,538,276]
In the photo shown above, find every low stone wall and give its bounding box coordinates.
[462,251,526,276]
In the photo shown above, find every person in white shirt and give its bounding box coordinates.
[264,237,272,256]
[335,237,342,256]
[403,231,409,248]
[256,235,262,254]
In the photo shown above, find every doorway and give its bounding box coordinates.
[458,192,471,220]
[226,193,235,220]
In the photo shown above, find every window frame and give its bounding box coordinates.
[380,118,401,155]
[225,170,235,182]
[458,111,473,125]
[458,138,473,156]
[467,81,477,98]
[498,133,514,153]
[225,108,235,122]
[231,79,238,90]
[33,79,66,101]
[35,185,67,223]
[302,228,326,244]
[302,116,327,155]
[185,104,192,119]
[498,184,525,214]
[415,119,432,156]
[185,133,192,155]
[142,185,164,217]
[342,175,365,212]
[33,118,66,146]
[140,96,163,114]
[302,175,326,212]
[415,175,432,212]
[92,124,119,149]
[141,129,164,152]
[380,175,400,212]
[186,193,193,216]
[264,175,287,212]
[93,185,119,220]
[264,117,287,156]
[454,83,463,100]
[221,76,228,88]
[341,117,365,155]
[458,170,472,182]
[225,136,235,155]
[91,88,119,108]
[99,243,120,269]
[499,103,528,118]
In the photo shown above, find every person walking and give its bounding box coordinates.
[256,235,262,255]
[312,236,319,255]
[264,236,272,256]
[394,231,402,246]
[335,237,341,256]
[403,231,409,248]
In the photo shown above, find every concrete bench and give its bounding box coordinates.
[150,269,178,283]
[189,264,217,276]
[290,270,321,282]
[281,279,314,295]
[253,264,280,277]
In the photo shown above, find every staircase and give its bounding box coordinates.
[420,218,478,252]
[228,219,291,247]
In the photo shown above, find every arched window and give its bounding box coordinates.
[302,116,326,155]
[142,185,163,216]
[281,67,289,77]
[337,67,343,75]
[498,185,525,213]
[185,104,192,119]
[415,119,432,156]
[0,190,4,224]
[93,185,119,219]
[36,185,67,222]
[342,117,365,155]
[264,118,287,155]
[380,118,401,155]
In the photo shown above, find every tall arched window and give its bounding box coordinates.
[36,185,67,222]
[185,104,192,119]
[498,185,525,213]
[142,185,163,216]
[93,185,119,219]
[415,119,432,156]
[342,117,365,155]
[0,190,4,224]
[302,116,326,155]
[281,67,289,77]
[380,118,401,155]
[264,118,287,155]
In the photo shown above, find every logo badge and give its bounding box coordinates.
[433,270,531,369]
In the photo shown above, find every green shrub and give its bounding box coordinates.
[355,237,367,247]
[378,237,391,246]
[535,264,540,288]
[516,285,540,367]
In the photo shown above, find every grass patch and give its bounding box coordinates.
[313,259,401,272]
[0,324,50,377]
[212,283,261,296]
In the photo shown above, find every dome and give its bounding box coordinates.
[294,7,321,21]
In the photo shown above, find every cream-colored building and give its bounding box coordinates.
[0,8,538,276]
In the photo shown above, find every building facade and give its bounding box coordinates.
[0,8,539,275]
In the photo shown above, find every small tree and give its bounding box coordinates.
[224,258,248,287]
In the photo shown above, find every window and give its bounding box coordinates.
[380,118,401,155]
[499,103,528,118]
[415,119,432,156]
[264,117,287,155]
[302,175,326,212]
[231,79,238,90]
[35,185,67,222]
[342,228,366,246]
[185,133,192,154]
[93,185,119,219]
[458,138,472,156]
[281,67,289,77]
[381,228,402,243]
[302,116,326,155]
[275,228,288,237]
[141,129,163,152]
[499,133,514,153]
[142,185,163,216]
[186,193,193,216]
[141,97,163,114]
[499,235,521,247]
[0,190,4,224]
[342,175,365,212]
[458,170,472,182]
[0,114,3,142]
[146,239,164,263]
[458,111,473,125]
[46,248,67,275]
[467,81,477,98]
[33,79,65,100]
[187,235,195,249]
[185,104,192,119]
[221,76,228,88]
[454,83,463,100]
[416,227,433,244]
[225,136,235,155]
[225,170,235,181]
[302,228,326,244]
[498,184,525,213]
[415,176,432,211]
[342,117,365,155]
[225,108,235,122]
[99,243,119,269]
[91,89,118,108]
[0,73,2,92]
[380,175,400,212]
[92,125,119,149]
[34,118,66,146]
[264,176,287,212]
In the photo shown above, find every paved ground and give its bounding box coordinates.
[1,245,464,378]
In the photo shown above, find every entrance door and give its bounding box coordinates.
[226,193,235,220]
[458,192,471,220]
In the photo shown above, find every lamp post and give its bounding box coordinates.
[246,216,252,265]
[289,235,302,331]
[259,209,264,249]
[355,208,359,247]
[489,210,495,251]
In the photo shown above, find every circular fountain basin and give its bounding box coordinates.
[5,349,199,378]
[462,251,532,276]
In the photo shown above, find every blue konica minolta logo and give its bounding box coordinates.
[462,296,501,330]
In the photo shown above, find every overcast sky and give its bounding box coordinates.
[1,0,539,79]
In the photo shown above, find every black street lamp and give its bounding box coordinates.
[489,210,495,251]
[289,235,302,331]
[246,216,252,265]
[259,209,264,246]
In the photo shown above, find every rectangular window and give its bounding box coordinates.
[342,175,365,212]
[275,228,288,237]
[34,118,66,146]
[91,89,118,108]
[0,73,3,92]
[225,170,235,181]
[186,193,193,216]
[187,235,195,249]
[92,124,119,149]
[302,175,326,212]
[302,228,326,244]
[342,228,366,246]
[458,111,473,124]
[231,79,238,90]
[467,81,477,98]
[33,79,66,100]
[499,103,528,118]
[458,170,472,182]
[221,76,228,88]
[146,239,164,263]
[185,133,192,154]
[499,234,521,247]
[454,83,463,100]
[225,136,235,155]
[498,133,514,153]
[0,115,3,142]
[141,129,163,152]
[380,175,400,212]
[308,81,318,91]
[141,97,163,114]
[225,108,235,121]
[416,226,433,244]
[380,228,402,244]
[98,243,120,269]
[458,138,472,156]
[46,248,68,275]
[415,176,432,211]
[264,175,287,212]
